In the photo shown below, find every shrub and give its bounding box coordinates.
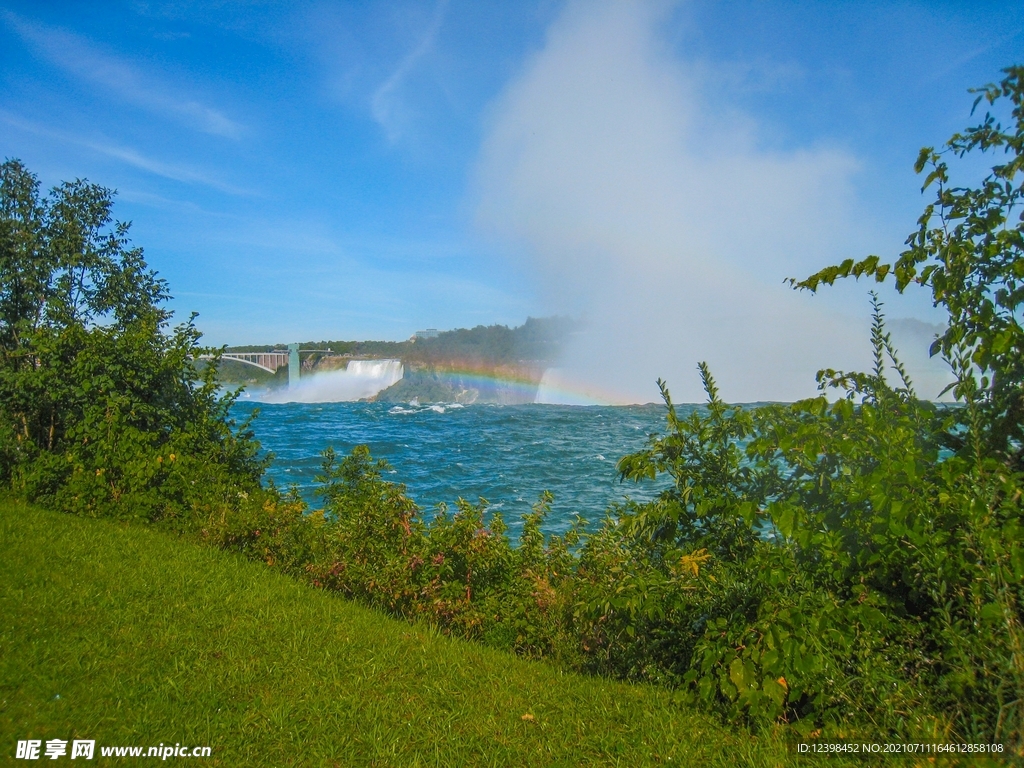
[0,159,265,523]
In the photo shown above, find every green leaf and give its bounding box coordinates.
[729,657,747,691]
[979,602,1004,623]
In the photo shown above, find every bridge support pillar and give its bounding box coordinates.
[288,343,299,388]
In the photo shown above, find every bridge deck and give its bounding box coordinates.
[198,352,290,374]
[197,349,343,375]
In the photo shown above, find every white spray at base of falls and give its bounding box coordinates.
[534,368,609,406]
[260,359,404,404]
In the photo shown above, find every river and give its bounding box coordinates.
[230,400,682,537]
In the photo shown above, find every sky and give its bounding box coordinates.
[1,0,1021,403]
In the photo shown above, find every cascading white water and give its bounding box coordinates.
[261,359,403,403]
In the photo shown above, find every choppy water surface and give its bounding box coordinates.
[231,401,685,536]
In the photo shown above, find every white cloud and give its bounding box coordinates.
[887,318,956,400]
[474,0,915,403]
[3,10,243,139]
[0,111,252,195]
[370,0,449,141]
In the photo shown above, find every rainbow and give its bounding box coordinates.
[415,361,636,405]
[406,360,542,404]
[534,368,637,406]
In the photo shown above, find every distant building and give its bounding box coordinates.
[412,328,439,340]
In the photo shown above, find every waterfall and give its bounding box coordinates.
[262,359,404,403]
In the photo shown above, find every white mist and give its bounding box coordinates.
[261,359,403,404]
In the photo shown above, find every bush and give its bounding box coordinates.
[0,159,265,523]
[568,66,1024,743]
[304,447,581,659]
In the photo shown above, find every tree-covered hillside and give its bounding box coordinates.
[225,316,578,366]
[219,317,581,401]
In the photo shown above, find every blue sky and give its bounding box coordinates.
[1,1,1021,401]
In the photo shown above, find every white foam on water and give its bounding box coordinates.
[387,401,466,415]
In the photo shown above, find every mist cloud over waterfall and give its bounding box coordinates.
[261,360,404,404]
[475,0,950,404]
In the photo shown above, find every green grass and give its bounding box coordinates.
[0,500,824,766]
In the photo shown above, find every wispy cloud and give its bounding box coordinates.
[0,111,252,195]
[115,188,241,217]
[2,9,243,139]
[923,26,1024,85]
[370,0,449,141]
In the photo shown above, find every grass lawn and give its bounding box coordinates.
[0,499,842,766]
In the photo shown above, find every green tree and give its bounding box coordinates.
[583,67,1024,744]
[0,158,265,520]
[782,62,1024,750]
[795,66,1024,467]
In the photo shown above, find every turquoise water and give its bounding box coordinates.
[230,401,680,536]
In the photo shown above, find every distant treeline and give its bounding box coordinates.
[225,316,580,366]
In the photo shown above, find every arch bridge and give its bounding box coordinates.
[216,351,290,374]
[200,344,341,387]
